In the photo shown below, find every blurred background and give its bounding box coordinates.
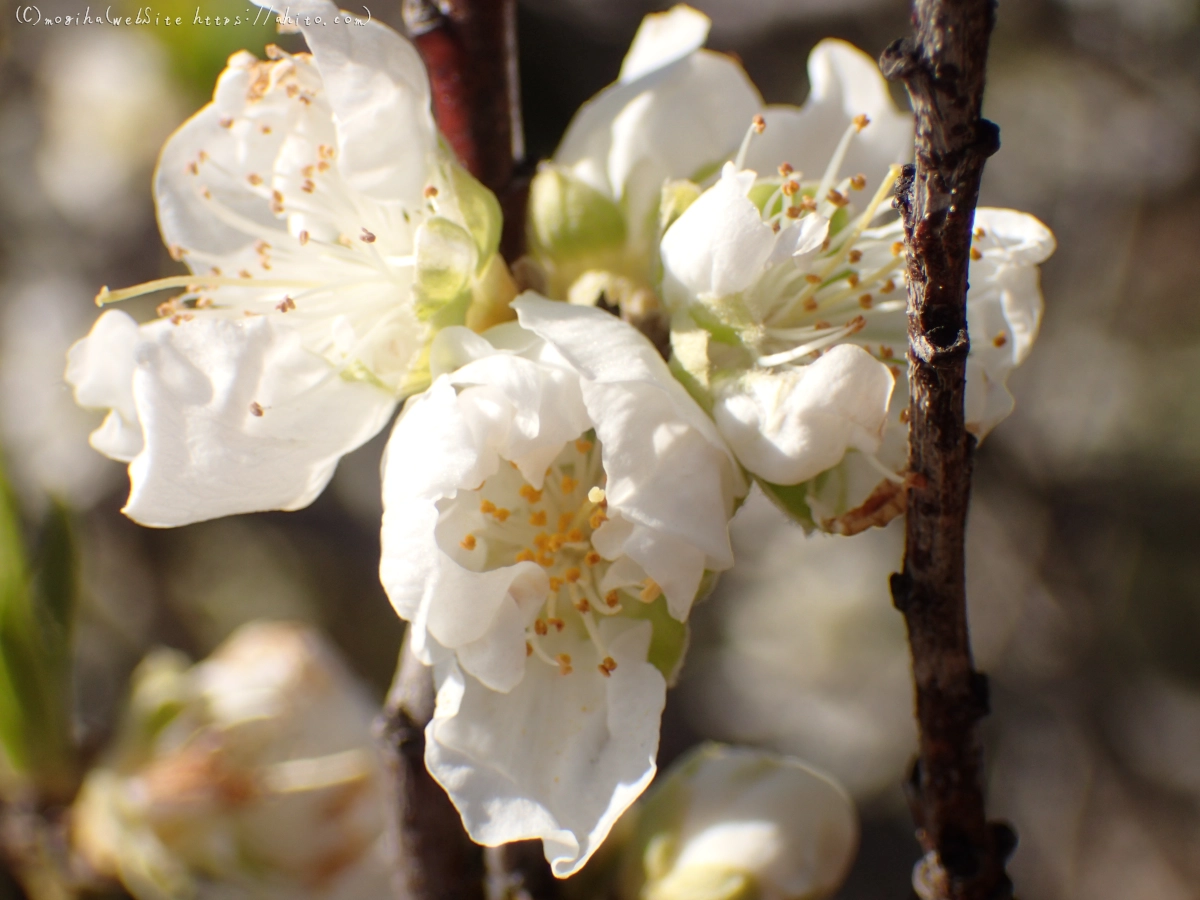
[1,0,1199,897]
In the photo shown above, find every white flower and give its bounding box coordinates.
[72,621,390,900]
[379,297,744,877]
[659,56,1053,527]
[615,743,859,900]
[527,6,912,310]
[66,0,512,527]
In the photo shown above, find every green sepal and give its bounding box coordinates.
[414,217,477,319]
[447,162,504,269]
[624,594,689,686]
[528,165,627,261]
[757,476,818,533]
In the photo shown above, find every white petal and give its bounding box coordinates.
[660,167,775,307]
[123,317,395,526]
[65,310,150,462]
[618,5,712,83]
[291,0,437,203]
[555,52,761,232]
[426,622,665,877]
[714,345,895,485]
[746,40,913,195]
[963,209,1054,437]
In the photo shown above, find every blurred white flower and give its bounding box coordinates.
[379,297,744,877]
[614,744,858,900]
[66,0,513,528]
[36,29,185,230]
[72,621,390,900]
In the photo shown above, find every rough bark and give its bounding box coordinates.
[879,2,1016,898]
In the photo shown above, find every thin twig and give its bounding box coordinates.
[374,635,485,900]
[880,2,1016,898]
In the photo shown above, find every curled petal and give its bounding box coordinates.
[714,344,895,486]
[66,310,153,462]
[426,622,665,878]
[618,4,712,84]
[124,317,395,526]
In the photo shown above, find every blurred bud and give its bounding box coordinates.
[659,180,702,236]
[72,621,390,900]
[616,744,858,900]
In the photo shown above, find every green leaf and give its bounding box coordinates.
[0,458,79,801]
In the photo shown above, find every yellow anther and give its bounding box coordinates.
[557,513,574,534]
[640,579,662,603]
[850,173,867,191]
[460,534,477,551]
[556,653,573,675]
[585,551,602,566]
[900,407,911,423]
[799,195,818,212]
[588,487,606,504]
[848,249,863,263]
[548,618,565,632]
[974,227,986,239]
[804,273,823,285]
[605,590,620,608]
[560,476,578,494]
[549,535,566,552]
[537,553,555,567]
[549,577,564,592]
[239,269,253,279]
[891,241,905,257]
[853,113,870,131]
[752,114,766,133]
[565,567,582,584]
[880,345,895,359]
[494,508,510,522]
[813,320,831,329]
[881,279,896,294]
[529,510,548,527]
[847,273,860,288]
[575,598,591,613]
[970,247,983,261]
[424,185,439,198]
[526,642,533,657]
[803,297,819,312]
[534,619,549,636]
[781,180,799,197]
[598,657,618,677]
[993,332,1008,348]
[480,499,496,514]
[567,528,584,543]
[361,228,377,243]
[859,294,874,309]
[778,162,795,176]
[826,189,849,207]
[519,484,543,503]
[785,206,802,219]
[516,549,535,563]
[575,438,593,453]
[589,510,608,529]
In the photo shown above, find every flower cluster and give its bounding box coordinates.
[66,0,1054,886]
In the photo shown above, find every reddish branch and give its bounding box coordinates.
[880,1,1016,898]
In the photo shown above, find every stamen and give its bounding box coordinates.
[249,402,265,417]
[639,579,662,604]
[992,332,1008,348]
[733,115,766,170]
[598,657,618,677]
[862,452,905,485]
[96,275,321,307]
[556,654,573,676]
[587,487,606,504]
[460,534,477,551]
[758,316,867,367]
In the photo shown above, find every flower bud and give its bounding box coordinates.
[528,165,628,262]
[618,744,858,900]
[72,622,390,900]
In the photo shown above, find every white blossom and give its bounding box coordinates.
[658,41,1054,528]
[66,0,512,527]
[72,622,390,900]
[379,297,744,877]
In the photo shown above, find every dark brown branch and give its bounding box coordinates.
[374,634,486,900]
[402,0,529,260]
[880,2,1015,899]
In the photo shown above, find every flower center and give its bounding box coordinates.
[438,432,661,678]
